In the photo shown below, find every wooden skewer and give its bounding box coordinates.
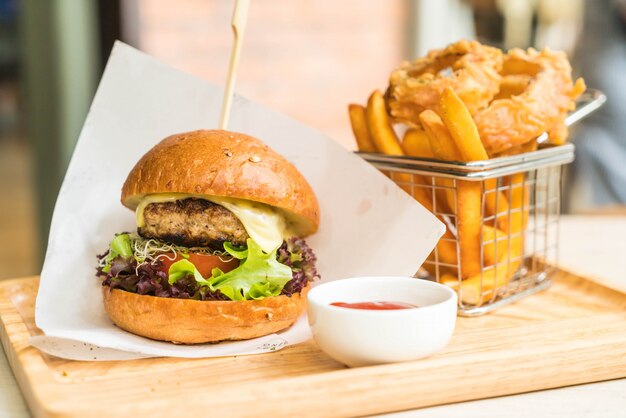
[219,0,250,130]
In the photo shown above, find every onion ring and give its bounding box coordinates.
[494,74,532,100]
[474,47,586,155]
[386,40,503,122]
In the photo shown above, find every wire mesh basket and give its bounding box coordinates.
[359,90,606,316]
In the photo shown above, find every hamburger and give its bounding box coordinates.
[96,130,320,344]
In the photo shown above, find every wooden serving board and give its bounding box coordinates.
[2,269,626,418]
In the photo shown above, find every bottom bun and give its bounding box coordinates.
[102,285,309,344]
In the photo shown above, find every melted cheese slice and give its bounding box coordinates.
[135,193,289,253]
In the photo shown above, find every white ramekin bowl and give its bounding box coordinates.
[307,277,457,367]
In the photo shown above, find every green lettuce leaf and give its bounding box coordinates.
[102,233,133,273]
[110,234,133,258]
[210,239,292,300]
[167,259,205,285]
[223,242,248,259]
[166,239,293,301]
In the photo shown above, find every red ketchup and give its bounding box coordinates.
[330,301,417,310]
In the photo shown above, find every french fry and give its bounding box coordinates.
[438,88,488,161]
[438,87,510,231]
[440,273,458,290]
[436,229,459,266]
[402,128,434,158]
[420,106,481,277]
[363,90,417,196]
[398,176,443,222]
[450,175,527,305]
[482,225,507,268]
[424,228,459,278]
[402,173,455,230]
[412,183,434,210]
[428,229,458,264]
[376,166,411,195]
[483,178,510,232]
[506,173,529,232]
[366,90,403,155]
[456,181,483,278]
[399,123,458,272]
[451,250,521,305]
[363,90,443,215]
[400,129,446,213]
[408,171,459,274]
[348,104,377,153]
[419,110,459,214]
[402,129,439,206]
[504,172,529,263]
[442,239,522,306]
[400,131,442,211]
[419,110,462,161]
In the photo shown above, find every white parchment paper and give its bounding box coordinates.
[33,42,444,360]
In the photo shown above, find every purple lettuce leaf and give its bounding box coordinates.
[277,237,320,296]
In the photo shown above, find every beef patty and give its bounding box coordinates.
[138,198,250,249]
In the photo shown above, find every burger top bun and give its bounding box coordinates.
[121,130,320,237]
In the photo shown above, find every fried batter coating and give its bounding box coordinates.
[387,40,503,121]
[474,48,585,155]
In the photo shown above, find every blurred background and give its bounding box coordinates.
[0,0,624,280]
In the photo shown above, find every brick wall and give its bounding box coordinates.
[132,0,407,149]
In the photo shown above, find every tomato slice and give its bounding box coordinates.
[157,252,239,278]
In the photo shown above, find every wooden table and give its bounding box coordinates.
[1,215,625,418]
